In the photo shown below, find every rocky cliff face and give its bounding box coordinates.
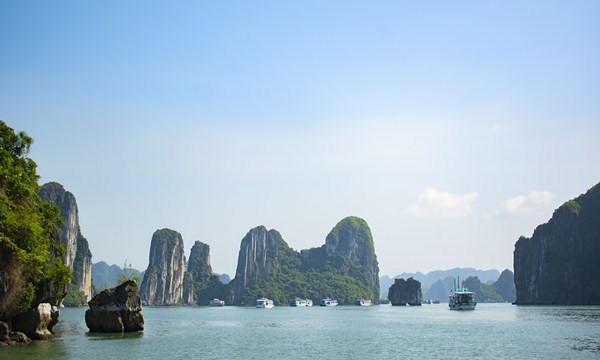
[388,277,422,306]
[183,241,215,305]
[231,227,290,304]
[514,182,600,305]
[230,216,380,305]
[188,241,213,285]
[140,229,186,306]
[39,182,92,302]
[85,280,144,332]
[324,216,380,302]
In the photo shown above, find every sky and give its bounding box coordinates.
[1,1,599,277]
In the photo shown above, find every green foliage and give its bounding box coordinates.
[63,284,87,306]
[564,200,581,216]
[117,274,141,285]
[230,218,379,305]
[0,120,69,311]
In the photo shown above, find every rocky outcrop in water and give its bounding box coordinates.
[85,280,144,332]
[10,303,59,340]
[514,182,600,305]
[0,321,30,345]
[324,216,380,302]
[388,277,422,306]
[184,241,225,305]
[230,216,380,305]
[39,182,93,303]
[140,229,186,306]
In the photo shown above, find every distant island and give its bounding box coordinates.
[137,216,380,306]
[380,268,515,303]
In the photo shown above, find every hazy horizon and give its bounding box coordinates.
[2,1,599,276]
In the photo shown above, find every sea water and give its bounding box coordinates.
[3,304,600,359]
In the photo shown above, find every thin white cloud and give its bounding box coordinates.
[407,187,478,218]
[502,191,555,215]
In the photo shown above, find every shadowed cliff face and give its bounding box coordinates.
[388,278,422,306]
[231,227,288,304]
[39,182,92,302]
[514,182,600,305]
[183,241,215,305]
[188,241,213,285]
[140,229,186,306]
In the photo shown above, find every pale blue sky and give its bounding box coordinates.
[2,1,599,276]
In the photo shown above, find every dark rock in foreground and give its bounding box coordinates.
[11,303,59,340]
[85,280,144,332]
[388,277,422,306]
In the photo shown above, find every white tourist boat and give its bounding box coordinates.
[448,278,477,310]
[319,298,338,307]
[292,297,313,307]
[209,298,225,307]
[355,299,372,306]
[256,297,275,308]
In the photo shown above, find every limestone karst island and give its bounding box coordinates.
[1,119,600,346]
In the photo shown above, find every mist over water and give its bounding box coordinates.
[4,304,600,359]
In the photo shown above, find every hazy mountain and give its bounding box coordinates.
[92,261,144,291]
[380,268,502,300]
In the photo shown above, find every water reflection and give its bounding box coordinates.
[85,331,144,340]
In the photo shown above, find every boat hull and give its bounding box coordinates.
[449,303,477,310]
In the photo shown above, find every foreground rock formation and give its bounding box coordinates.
[85,280,144,332]
[388,277,422,306]
[40,182,93,303]
[0,122,70,345]
[140,229,186,305]
[0,321,30,345]
[514,182,600,305]
[10,303,59,340]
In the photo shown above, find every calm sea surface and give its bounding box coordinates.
[3,304,600,359]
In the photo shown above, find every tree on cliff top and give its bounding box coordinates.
[0,120,71,318]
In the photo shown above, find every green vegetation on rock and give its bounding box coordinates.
[230,216,380,305]
[0,121,70,319]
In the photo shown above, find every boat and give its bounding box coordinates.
[209,298,225,307]
[355,299,372,306]
[448,278,477,310]
[256,298,275,308]
[291,297,313,307]
[319,298,338,307]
